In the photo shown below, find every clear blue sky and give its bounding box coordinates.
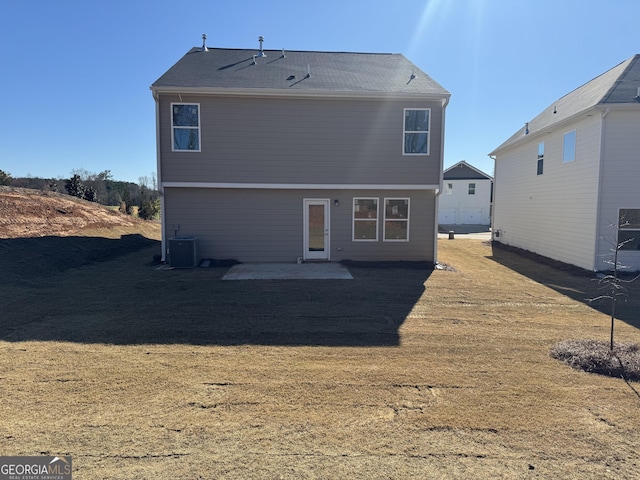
[2,0,639,183]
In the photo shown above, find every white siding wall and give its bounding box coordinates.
[493,115,602,270]
[439,179,492,224]
[596,109,640,272]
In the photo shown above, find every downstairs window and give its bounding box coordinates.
[353,198,378,241]
[619,209,640,251]
[384,198,409,241]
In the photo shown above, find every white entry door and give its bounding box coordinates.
[303,199,330,260]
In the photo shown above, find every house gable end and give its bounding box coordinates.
[443,161,492,180]
[490,54,639,155]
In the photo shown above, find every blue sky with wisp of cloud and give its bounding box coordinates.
[1,0,638,183]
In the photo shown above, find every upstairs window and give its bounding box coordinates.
[172,103,200,151]
[619,209,640,251]
[563,130,576,163]
[445,183,453,195]
[537,142,544,175]
[468,183,476,195]
[403,109,430,155]
[353,198,378,241]
[384,198,410,241]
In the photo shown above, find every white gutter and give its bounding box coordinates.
[150,85,450,103]
[490,106,599,157]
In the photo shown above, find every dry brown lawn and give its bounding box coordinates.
[1,206,640,478]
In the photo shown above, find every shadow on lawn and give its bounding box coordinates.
[0,238,431,347]
[488,242,640,329]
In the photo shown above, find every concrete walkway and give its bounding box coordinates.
[222,262,353,280]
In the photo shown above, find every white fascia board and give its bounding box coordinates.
[162,182,439,190]
[443,161,493,181]
[490,106,601,156]
[150,85,449,102]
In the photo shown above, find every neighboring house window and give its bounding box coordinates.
[353,198,378,241]
[384,198,409,241]
[172,103,200,151]
[468,183,476,195]
[563,130,576,163]
[537,142,544,175]
[445,183,453,195]
[403,109,430,155]
[618,208,640,251]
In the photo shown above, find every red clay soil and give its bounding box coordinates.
[0,186,161,283]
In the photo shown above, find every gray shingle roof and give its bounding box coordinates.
[151,47,450,98]
[491,54,640,154]
[443,161,492,180]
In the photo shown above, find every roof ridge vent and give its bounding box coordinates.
[257,35,267,57]
[201,33,208,52]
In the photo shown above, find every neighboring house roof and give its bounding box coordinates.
[443,161,493,180]
[151,46,450,100]
[490,54,640,155]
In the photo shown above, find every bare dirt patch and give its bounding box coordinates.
[0,187,161,282]
[1,199,639,478]
[0,186,157,238]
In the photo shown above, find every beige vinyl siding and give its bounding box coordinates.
[158,95,443,186]
[493,115,602,270]
[164,188,435,263]
[596,109,640,271]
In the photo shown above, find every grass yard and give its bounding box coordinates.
[1,236,639,479]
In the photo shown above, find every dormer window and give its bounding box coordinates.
[172,103,200,151]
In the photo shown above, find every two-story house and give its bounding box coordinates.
[151,38,450,264]
[490,54,640,272]
[439,161,493,226]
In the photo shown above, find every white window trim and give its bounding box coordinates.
[352,197,379,242]
[445,183,453,195]
[171,102,201,152]
[537,141,544,175]
[383,197,410,242]
[468,183,476,195]
[403,108,431,156]
[618,208,640,252]
[562,130,576,163]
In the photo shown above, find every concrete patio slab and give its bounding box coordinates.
[222,262,354,280]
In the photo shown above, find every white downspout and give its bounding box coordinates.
[434,95,450,266]
[152,88,167,262]
[593,107,610,272]
[488,154,497,241]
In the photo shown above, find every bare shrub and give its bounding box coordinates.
[551,339,640,381]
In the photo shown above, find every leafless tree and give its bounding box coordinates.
[590,217,640,350]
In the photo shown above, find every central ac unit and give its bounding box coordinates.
[169,236,198,268]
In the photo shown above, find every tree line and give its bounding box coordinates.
[0,168,160,220]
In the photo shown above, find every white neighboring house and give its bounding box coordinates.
[439,161,493,225]
[490,54,640,272]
